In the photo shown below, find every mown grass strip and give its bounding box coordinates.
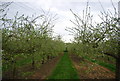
[48,52,79,79]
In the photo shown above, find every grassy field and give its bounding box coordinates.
[48,52,79,79]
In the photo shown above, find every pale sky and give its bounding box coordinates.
[0,0,119,43]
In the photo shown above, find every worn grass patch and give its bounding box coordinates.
[84,56,116,72]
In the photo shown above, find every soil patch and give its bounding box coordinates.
[28,54,63,79]
[70,54,115,79]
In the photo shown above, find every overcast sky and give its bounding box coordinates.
[1,0,119,43]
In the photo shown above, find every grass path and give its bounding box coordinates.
[48,52,79,79]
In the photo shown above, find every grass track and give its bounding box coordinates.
[48,52,79,79]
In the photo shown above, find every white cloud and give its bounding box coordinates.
[1,0,119,2]
[1,0,119,43]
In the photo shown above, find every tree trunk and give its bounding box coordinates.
[108,57,109,61]
[32,54,35,69]
[41,57,44,64]
[12,60,16,79]
[47,55,50,60]
[116,58,120,81]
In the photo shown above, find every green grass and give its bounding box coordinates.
[21,71,35,78]
[96,61,115,72]
[16,56,32,66]
[3,53,42,71]
[83,56,116,72]
[48,52,79,79]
